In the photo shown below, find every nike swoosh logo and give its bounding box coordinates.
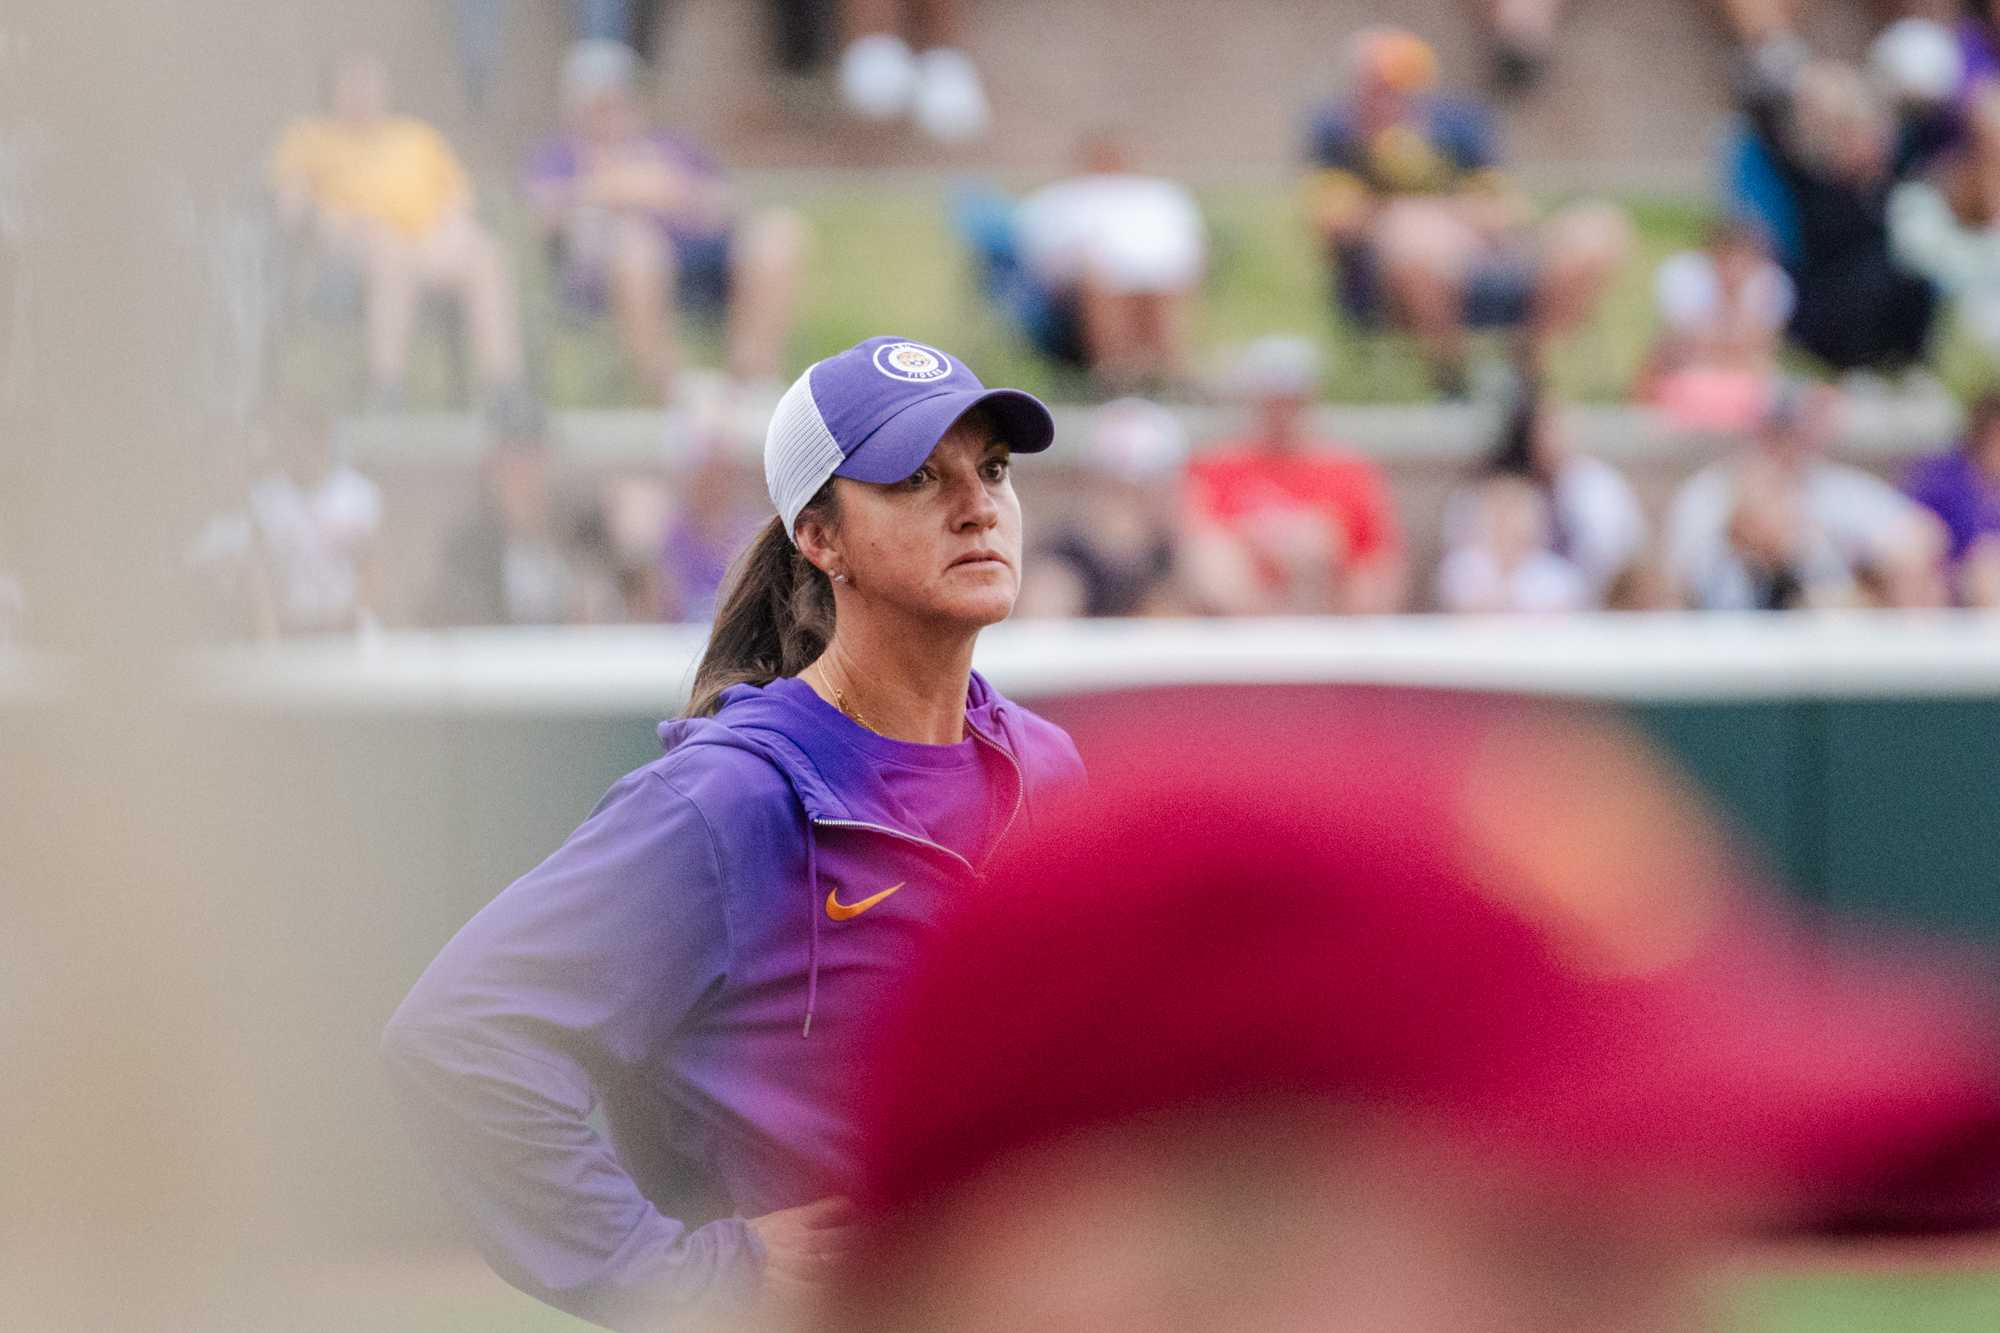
[825,882,904,922]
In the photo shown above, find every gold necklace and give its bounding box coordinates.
[832,685,873,734]
[813,662,873,732]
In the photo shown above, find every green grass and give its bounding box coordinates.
[274,182,1713,410]
[1726,1267,2000,1333]
[276,178,2000,411]
[288,1259,2000,1331]
[760,179,1713,407]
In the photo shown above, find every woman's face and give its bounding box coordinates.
[815,412,1023,631]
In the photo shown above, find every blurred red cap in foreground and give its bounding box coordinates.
[858,688,2000,1230]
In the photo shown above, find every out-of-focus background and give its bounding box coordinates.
[9,1,2000,1328]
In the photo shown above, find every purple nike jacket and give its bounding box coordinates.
[381,671,1084,1330]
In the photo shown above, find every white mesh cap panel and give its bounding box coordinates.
[763,366,846,544]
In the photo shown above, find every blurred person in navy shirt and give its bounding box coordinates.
[1303,28,1629,399]
[1738,52,1951,374]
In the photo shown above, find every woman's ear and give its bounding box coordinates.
[795,515,840,578]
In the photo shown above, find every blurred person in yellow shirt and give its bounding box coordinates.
[271,51,524,409]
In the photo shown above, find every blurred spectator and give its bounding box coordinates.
[1182,337,1404,615]
[655,436,766,623]
[1435,474,1591,613]
[1011,132,1206,393]
[836,0,990,143]
[190,401,383,637]
[1480,0,1561,92]
[1441,387,1647,608]
[1718,1,1957,50]
[1905,389,2000,605]
[527,41,808,404]
[1303,28,1630,398]
[1737,55,1948,374]
[1892,83,2000,353]
[838,693,2000,1333]
[1666,382,1933,608]
[426,403,619,626]
[1018,398,1188,618]
[271,51,526,411]
[1644,218,1793,430]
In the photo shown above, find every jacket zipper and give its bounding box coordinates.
[811,817,978,878]
[812,722,1025,877]
[965,719,1026,868]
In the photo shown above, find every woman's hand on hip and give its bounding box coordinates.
[747,1195,861,1322]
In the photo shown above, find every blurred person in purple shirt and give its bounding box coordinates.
[1905,388,2000,604]
[383,337,1082,1330]
[526,41,808,404]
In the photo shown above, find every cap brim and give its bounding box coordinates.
[834,388,1055,485]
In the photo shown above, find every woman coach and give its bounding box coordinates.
[382,336,1084,1330]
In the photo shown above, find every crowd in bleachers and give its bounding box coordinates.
[179,4,2000,639]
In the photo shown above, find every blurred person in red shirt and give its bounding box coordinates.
[822,691,2000,1333]
[271,51,525,412]
[1184,337,1404,615]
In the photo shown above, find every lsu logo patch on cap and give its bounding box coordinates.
[873,341,953,383]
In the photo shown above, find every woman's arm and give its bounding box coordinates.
[380,766,755,1330]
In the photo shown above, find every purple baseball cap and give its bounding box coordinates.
[764,336,1056,539]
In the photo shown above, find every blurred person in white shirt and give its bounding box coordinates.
[1441,386,1647,607]
[1014,132,1206,393]
[191,402,383,637]
[1436,474,1592,614]
[1667,381,1931,609]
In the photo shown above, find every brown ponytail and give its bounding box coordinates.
[685,482,839,717]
